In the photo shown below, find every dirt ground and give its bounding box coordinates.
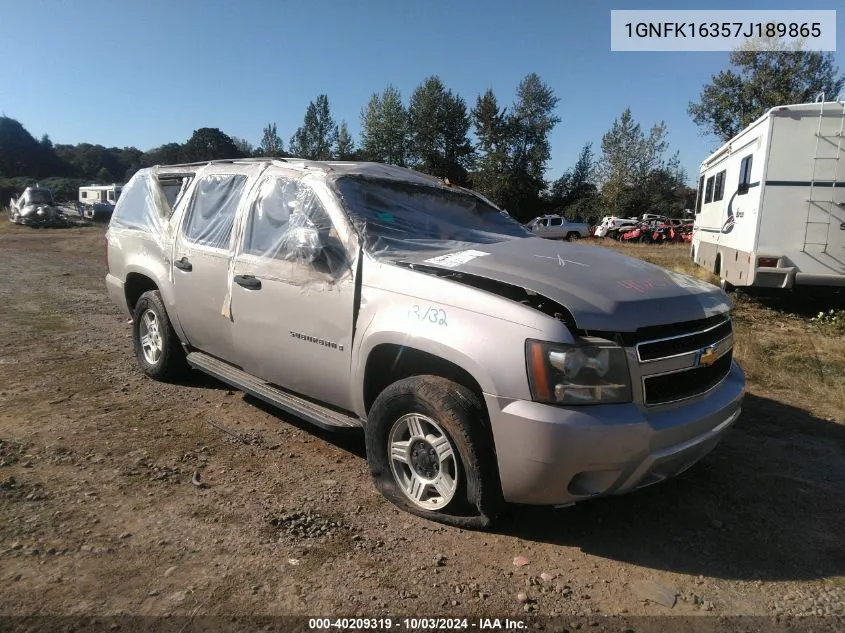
[1,224,843,630]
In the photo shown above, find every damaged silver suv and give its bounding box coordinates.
[106,158,745,527]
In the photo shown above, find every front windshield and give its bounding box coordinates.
[23,189,54,205]
[335,176,530,258]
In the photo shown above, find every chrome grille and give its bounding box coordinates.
[637,317,732,362]
[636,316,734,406]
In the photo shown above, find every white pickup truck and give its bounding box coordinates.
[525,214,590,240]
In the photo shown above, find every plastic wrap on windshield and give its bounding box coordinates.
[222,172,356,320]
[332,176,530,264]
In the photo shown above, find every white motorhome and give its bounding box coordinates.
[78,184,123,220]
[692,97,845,291]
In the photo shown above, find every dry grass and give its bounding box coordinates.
[590,240,845,422]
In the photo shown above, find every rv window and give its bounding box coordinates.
[704,176,714,203]
[714,171,725,202]
[738,155,753,194]
[81,191,87,199]
[695,175,705,214]
[108,191,115,202]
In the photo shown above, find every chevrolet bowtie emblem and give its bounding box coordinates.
[696,345,718,367]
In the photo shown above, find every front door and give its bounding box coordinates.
[171,173,248,363]
[229,175,357,411]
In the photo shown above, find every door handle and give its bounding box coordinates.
[174,257,192,272]
[234,274,262,290]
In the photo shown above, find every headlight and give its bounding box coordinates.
[526,339,631,405]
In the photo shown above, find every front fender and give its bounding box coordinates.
[350,288,544,416]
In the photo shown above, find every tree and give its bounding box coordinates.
[181,128,240,162]
[143,142,184,166]
[335,121,355,160]
[471,89,510,204]
[471,74,560,220]
[407,76,474,184]
[509,73,560,202]
[360,85,408,166]
[258,123,284,157]
[0,116,54,177]
[289,95,338,160]
[689,42,845,142]
[596,108,685,216]
[232,136,254,157]
[95,166,114,183]
[548,142,598,219]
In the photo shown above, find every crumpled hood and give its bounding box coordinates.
[416,238,731,331]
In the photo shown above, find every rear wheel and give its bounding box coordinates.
[365,376,503,528]
[132,290,187,381]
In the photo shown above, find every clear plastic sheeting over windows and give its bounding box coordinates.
[333,176,531,261]
[109,167,180,240]
[222,173,355,319]
[235,175,350,278]
[182,174,247,249]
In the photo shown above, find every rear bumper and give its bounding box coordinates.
[105,274,130,318]
[485,360,745,505]
[794,272,845,287]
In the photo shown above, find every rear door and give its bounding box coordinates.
[171,172,249,363]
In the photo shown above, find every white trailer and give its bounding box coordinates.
[691,96,845,291]
[78,184,123,220]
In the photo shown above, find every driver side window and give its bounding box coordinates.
[243,177,345,274]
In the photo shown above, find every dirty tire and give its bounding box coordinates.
[366,376,503,529]
[565,231,580,241]
[132,290,187,381]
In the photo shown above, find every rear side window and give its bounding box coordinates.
[550,217,562,226]
[183,174,247,249]
[704,176,714,203]
[738,155,753,194]
[713,170,726,202]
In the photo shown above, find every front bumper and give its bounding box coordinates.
[485,360,745,505]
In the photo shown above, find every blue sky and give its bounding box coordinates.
[1,0,842,184]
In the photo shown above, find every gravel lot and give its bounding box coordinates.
[0,223,843,632]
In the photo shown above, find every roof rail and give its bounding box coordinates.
[152,157,276,169]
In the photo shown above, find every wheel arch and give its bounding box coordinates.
[124,272,159,314]
[362,343,488,416]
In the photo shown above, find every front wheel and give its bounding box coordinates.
[365,376,503,528]
[565,232,581,241]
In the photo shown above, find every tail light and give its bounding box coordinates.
[758,257,779,268]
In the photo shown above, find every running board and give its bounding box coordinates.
[186,352,363,431]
